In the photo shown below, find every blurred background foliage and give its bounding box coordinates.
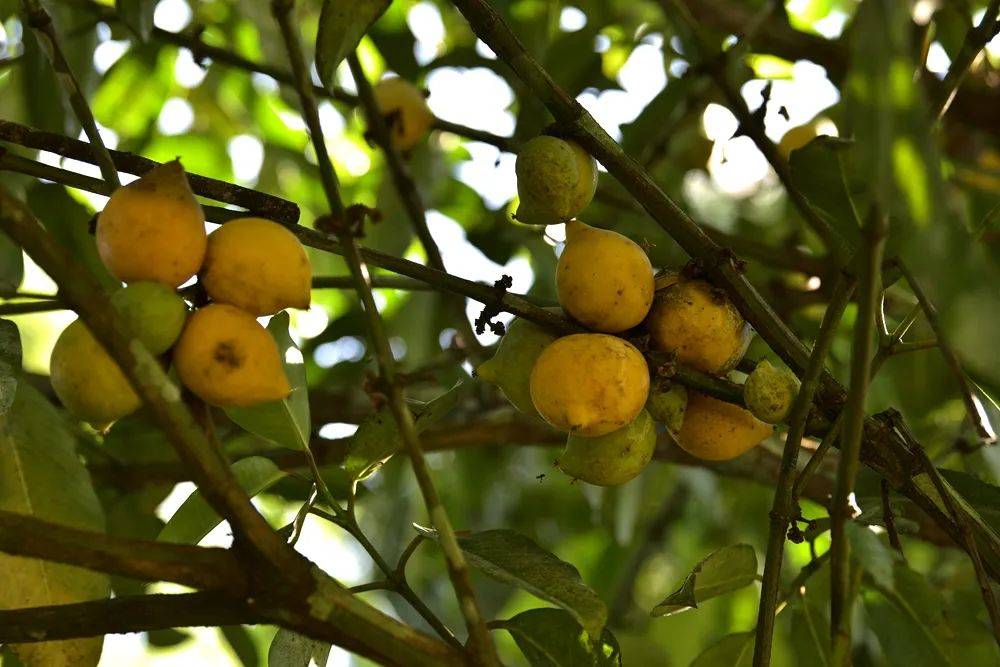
[1,0,1000,664]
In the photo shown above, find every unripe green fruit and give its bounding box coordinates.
[558,409,656,486]
[476,318,558,416]
[110,281,188,355]
[514,136,597,225]
[744,360,800,424]
[646,383,687,432]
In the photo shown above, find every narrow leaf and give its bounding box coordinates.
[845,522,897,590]
[416,526,607,638]
[268,628,331,667]
[498,608,621,667]
[652,544,758,616]
[0,319,20,416]
[0,384,109,666]
[221,625,260,667]
[116,0,155,41]
[315,0,391,90]
[158,457,286,544]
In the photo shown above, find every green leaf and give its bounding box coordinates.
[103,410,177,465]
[690,632,754,667]
[787,136,864,255]
[227,313,310,451]
[415,527,607,639]
[221,625,260,667]
[314,0,391,90]
[0,231,22,295]
[651,544,758,616]
[0,383,109,666]
[0,319,20,416]
[498,608,621,667]
[344,381,470,481]
[267,628,331,667]
[845,522,897,590]
[158,457,286,544]
[116,0,155,41]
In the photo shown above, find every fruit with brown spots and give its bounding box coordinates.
[200,217,311,316]
[558,409,656,486]
[97,160,206,288]
[173,304,291,407]
[556,221,654,333]
[675,391,772,461]
[646,383,687,433]
[646,278,752,374]
[744,359,800,424]
[529,333,649,437]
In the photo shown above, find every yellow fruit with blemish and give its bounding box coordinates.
[557,220,654,333]
[373,77,435,151]
[200,218,311,316]
[173,304,291,407]
[97,160,206,288]
[646,278,752,374]
[676,391,772,461]
[558,409,657,486]
[50,320,141,426]
[529,333,649,437]
[515,136,597,225]
[744,359,800,424]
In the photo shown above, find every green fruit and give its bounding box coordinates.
[558,409,656,486]
[476,318,558,416]
[514,136,597,225]
[744,359,800,424]
[50,320,141,426]
[110,281,188,355]
[646,383,687,432]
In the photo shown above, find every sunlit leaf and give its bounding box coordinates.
[315,0,391,89]
[652,544,758,616]
[268,628,331,667]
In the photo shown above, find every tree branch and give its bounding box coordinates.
[930,0,1000,120]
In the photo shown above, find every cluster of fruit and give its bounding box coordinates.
[479,135,801,486]
[50,161,311,426]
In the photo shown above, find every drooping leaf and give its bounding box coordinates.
[267,628,331,667]
[415,526,607,639]
[845,521,897,590]
[690,632,754,667]
[221,625,260,667]
[314,0,391,90]
[497,608,621,667]
[0,319,20,416]
[158,457,286,544]
[103,410,177,465]
[652,544,758,616]
[344,381,470,480]
[227,313,311,451]
[116,0,155,41]
[0,232,22,296]
[0,383,109,666]
[864,567,955,667]
[787,136,864,255]
[147,628,192,647]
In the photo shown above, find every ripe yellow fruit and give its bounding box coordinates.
[476,317,559,416]
[646,383,687,433]
[557,221,654,333]
[200,218,311,316]
[50,320,140,426]
[373,77,435,151]
[529,333,649,437]
[558,409,656,486]
[744,359,801,424]
[514,136,597,225]
[676,391,772,461]
[646,278,752,374]
[110,281,187,355]
[173,304,291,407]
[97,160,206,288]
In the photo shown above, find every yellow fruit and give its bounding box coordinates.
[476,317,559,416]
[97,160,206,287]
[744,359,801,424]
[559,409,656,486]
[373,77,435,151]
[200,218,311,316]
[515,136,597,225]
[676,391,772,461]
[646,383,687,432]
[646,278,752,374]
[110,281,188,355]
[50,320,141,426]
[529,333,649,437]
[557,221,654,333]
[777,118,833,159]
[173,304,291,407]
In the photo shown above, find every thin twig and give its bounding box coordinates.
[830,209,887,656]
[897,260,995,443]
[0,299,67,315]
[754,274,855,667]
[931,0,1000,119]
[270,2,495,662]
